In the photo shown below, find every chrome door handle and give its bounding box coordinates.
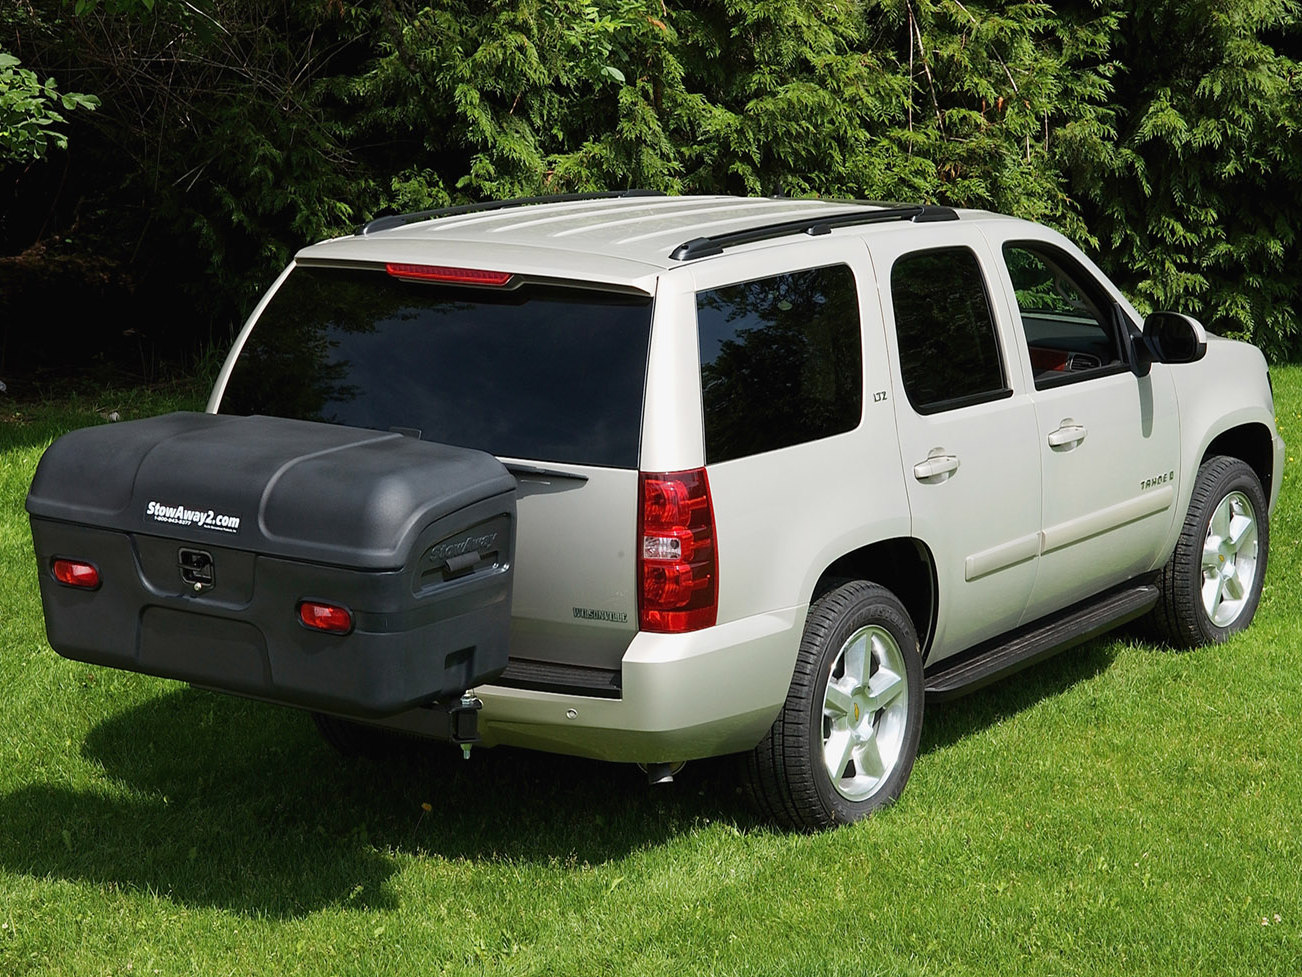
[913,453,961,481]
[1047,422,1087,449]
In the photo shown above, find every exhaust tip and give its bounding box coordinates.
[642,761,685,785]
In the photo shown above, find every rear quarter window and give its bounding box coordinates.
[696,264,863,463]
[219,266,653,469]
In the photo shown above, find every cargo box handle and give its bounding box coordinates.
[443,551,482,577]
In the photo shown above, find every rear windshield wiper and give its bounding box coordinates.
[386,430,588,484]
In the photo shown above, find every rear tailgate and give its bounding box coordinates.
[215,261,652,689]
[504,466,639,690]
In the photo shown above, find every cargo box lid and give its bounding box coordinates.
[27,412,516,570]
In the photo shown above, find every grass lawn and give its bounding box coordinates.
[2,373,1301,976]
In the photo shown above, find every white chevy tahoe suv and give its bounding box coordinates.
[32,192,1284,829]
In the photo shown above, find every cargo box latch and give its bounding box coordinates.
[178,548,215,593]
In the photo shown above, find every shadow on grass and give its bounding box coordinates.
[0,687,757,917]
[0,635,1133,917]
[919,637,1122,755]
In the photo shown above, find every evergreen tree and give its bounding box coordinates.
[3,0,1300,366]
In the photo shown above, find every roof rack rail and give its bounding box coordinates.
[667,203,958,261]
[355,189,667,236]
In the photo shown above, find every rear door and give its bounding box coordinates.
[867,228,1042,660]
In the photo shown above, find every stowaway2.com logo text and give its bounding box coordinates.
[145,500,242,533]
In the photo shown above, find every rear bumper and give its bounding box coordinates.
[383,606,805,763]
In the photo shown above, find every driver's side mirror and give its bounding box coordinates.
[1143,312,1207,364]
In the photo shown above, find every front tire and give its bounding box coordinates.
[746,581,924,830]
[1150,456,1269,648]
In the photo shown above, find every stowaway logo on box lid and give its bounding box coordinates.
[425,531,499,565]
[145,500,241,533]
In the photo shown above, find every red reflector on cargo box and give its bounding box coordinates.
[52,558,100,589]
[298,600,354,635]
[384,263,513,286]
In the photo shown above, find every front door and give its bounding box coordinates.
[986,234,1182,622]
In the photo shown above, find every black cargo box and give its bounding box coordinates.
[27,412,516,717]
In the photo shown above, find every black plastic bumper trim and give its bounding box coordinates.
[493,658,623,698]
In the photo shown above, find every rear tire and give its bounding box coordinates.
[746,581,924,830]
[1150,456,1268,648]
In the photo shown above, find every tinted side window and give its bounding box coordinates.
[219,267,653,468]
[1002,242,1123,388]
[891,248,1008,413]
[697,265,862,463]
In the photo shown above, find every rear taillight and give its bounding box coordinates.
[384,263,513,286]
[298,600,354,635]
[638,469,717,633]
[52,558,100,590]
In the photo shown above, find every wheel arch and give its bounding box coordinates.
[811,537,938,656]
[1202,422,1276,503]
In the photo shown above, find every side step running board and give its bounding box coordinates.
[924,582,1159,702]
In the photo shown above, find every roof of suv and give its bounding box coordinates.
[297,193,996,287]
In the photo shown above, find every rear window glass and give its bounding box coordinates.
[219,266,653,468]
[890,247,1008,413]
[697,264,862,463]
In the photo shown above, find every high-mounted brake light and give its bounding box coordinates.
[638,469,718,633]
[52,558,100,590]
[298,600,354,635]
[384,263,513,286]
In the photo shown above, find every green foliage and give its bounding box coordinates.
[0,50,98,163]
[11,1,378,314]
[71,0,155,13]
[345,0,1120,225]
[4,0,1302,361]
[1057,0,1302,358]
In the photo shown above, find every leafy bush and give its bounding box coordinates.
[0,51,98,163]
